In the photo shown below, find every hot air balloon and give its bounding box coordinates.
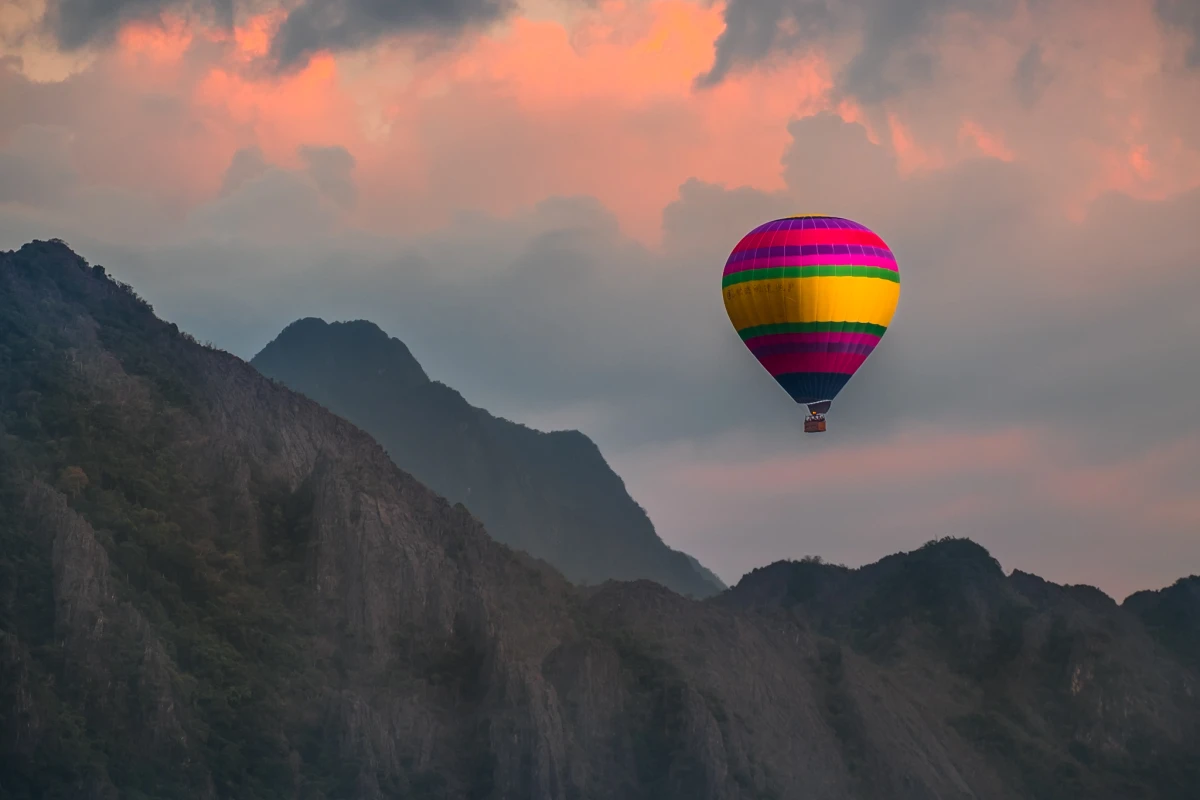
[721,215,900,433]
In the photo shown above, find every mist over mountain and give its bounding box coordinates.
[251,316,725,598]
[1,239,1198,800]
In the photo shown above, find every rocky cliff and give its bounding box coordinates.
[251,317,723,598]
[1,239,1197,800]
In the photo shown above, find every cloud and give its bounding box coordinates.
[42,0,234,50]
[218,144,269,196]
[8,107,1194,453]
[299,144,357,207]
[269,0,516,70]
[615,425,1200,601]
[0,124,76,205]
[36,0,517,68]
[1157,0,1200,66]
[1012,41,1052,107]
[190,159,348,239]
[1,0,1199,596]
[696,0,1017,99]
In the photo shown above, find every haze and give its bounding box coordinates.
[2,0,1198,599]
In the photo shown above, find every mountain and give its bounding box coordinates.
[2,239,1199,800]
[1124,577,1200,672]
[250,317,724,598]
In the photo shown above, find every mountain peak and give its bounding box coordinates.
[255,316,429,392]
[11,237,85,263]
[907,535,1003,572]
[251,318,726,598]
[1124,575,1200,670]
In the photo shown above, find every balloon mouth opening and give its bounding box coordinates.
[806,400,833,415]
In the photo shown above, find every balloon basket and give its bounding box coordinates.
[804,415,827,433]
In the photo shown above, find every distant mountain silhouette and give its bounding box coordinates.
[2,239,1198,800]
[1124,576,1200,671]
[251,317,725,598]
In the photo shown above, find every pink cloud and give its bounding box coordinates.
[617,423,1200,594]
[1035,433,1200,529]
[666,426,1039,496]
[6,0,1197,245]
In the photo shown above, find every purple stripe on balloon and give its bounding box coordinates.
[748,217,864,234]
[727,243,896,262]
[725,243,896,266]
[749,341,878,358]
[744,332,882,348]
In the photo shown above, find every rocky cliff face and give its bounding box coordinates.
[251,317,723,598]
[1,239,1197,800]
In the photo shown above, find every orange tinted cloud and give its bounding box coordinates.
[115,15,193,64]
[32,0,1200,241]
[350,0,838,239]
[86,1,842,241]
[887,112,945,175]
[1072,123,1200,219]
[195,54,359,170]
[958,119,1014,162]
[232,13,277,59]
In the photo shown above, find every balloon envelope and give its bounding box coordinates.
[721,215,900,414]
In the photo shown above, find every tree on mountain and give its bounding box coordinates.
[58,465,89,498]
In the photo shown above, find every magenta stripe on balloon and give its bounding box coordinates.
[749,341,877,358]
[756,351,870,377]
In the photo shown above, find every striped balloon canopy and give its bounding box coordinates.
[721,214,900,422]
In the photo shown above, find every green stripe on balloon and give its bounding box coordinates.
[737,321,888,339]
[722,265,900,288]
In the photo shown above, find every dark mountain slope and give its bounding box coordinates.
[1124,577,1200,671]
[720,541,1200,798]
[250,317,723,598]
[1,239,1198,800]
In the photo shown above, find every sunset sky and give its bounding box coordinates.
[2,0,1198,599]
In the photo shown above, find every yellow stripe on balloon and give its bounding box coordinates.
[722,276,900,331]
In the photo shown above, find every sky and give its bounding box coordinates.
[2,0,1198,601]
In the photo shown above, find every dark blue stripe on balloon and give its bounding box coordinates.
[774,372,854,405]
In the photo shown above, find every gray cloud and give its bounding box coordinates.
[300,144,357,208]
[696,0,1017,100]
[37,0,515,67]
[43,0,234,50]
[219,145,269,197]
[1157,0,1200,67]
[192,166,342,239]
[693,0,838,90]
[268,0,516,70]
[1012,42,1053,107]
[0,125,76,206]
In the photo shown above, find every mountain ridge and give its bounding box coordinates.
[1,238,1197,800]
[251,316,725,598]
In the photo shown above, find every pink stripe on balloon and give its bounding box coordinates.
[732,228,888,252]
